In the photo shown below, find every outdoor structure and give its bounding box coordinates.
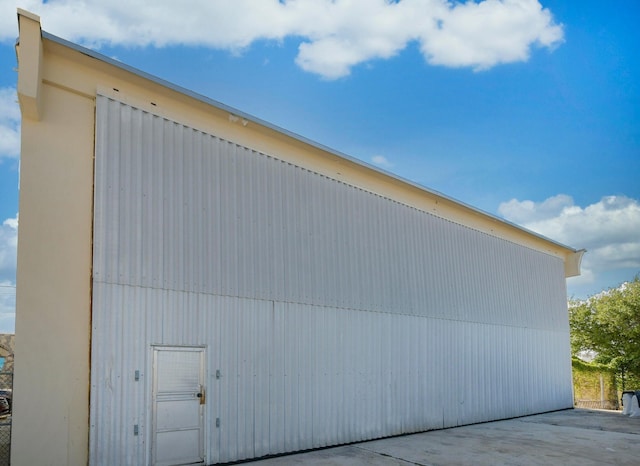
[13,10,583,466]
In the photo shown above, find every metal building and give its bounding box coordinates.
[13,10,583,466]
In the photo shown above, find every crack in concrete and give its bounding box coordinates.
[352,445,434,466]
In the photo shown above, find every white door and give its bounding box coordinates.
[152,346,206,466]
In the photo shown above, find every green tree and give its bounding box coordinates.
[569,276,640,389]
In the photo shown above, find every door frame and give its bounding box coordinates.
[150,345,207,466]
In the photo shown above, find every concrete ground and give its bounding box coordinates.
[244,409,639,465]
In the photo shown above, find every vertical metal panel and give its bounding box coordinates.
[93,96,567,332]
[91,96,573,465]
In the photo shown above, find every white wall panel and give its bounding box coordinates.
[93,96,568,332]
[90,284,573,465]
[91,96,573,465]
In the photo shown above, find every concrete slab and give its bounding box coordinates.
[243,409,639,465]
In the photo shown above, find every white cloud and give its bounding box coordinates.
[0,283,15,334]
[0,216,18,284]
[498,195,640,287]
[371,155,394,168]
[421,0,563,70]
[1,0,564,79]
[498,194,574,224]
[0,216,17,334]
[0,87,20,159]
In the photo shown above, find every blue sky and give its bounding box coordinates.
[0,0,639,332]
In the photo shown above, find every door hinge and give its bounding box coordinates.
[216,418,220,428]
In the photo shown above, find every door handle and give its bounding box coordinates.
[197,387,205,405]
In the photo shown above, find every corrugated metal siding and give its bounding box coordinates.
[93,96,567,331]
[90,96,573,465]
[90,284,572,465]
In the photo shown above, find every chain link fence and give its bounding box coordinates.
[574,399,620,410]
[0,372,12,466]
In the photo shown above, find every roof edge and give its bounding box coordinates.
[37,27,581,261]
